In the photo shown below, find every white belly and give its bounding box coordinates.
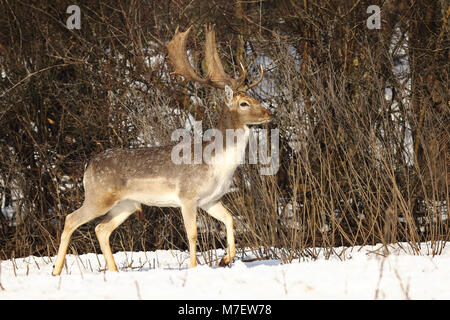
[129,192,181,207]
[124,177,181,207]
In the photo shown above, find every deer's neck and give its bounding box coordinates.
[210,106,249,166]
[217,106,246,133]
[217,107,250,150]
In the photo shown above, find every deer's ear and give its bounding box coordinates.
[224,85,233,107]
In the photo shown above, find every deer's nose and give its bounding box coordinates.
[258,109,272,123]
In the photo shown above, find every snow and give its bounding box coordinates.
[1,243,450,299]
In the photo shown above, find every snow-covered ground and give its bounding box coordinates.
[1,243,449,299]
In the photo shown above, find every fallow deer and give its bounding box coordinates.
[52,25,272,276]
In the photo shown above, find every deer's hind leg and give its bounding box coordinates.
[52,198,115,276]
[94,200,141,272]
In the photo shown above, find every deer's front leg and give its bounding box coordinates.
[181,201,198,268]
[204,202,235,267]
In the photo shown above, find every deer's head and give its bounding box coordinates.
[167,25,272,127]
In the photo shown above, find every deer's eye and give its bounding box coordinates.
[240,101,249,107]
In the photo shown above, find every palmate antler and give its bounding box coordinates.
[167,25,263,92]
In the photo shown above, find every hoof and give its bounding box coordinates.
[218,256,232,267]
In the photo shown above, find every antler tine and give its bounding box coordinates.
[167,26,224,89]
[234,62,247,92]
[241,65,264,91]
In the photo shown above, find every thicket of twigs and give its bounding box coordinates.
[0,0,448,262]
